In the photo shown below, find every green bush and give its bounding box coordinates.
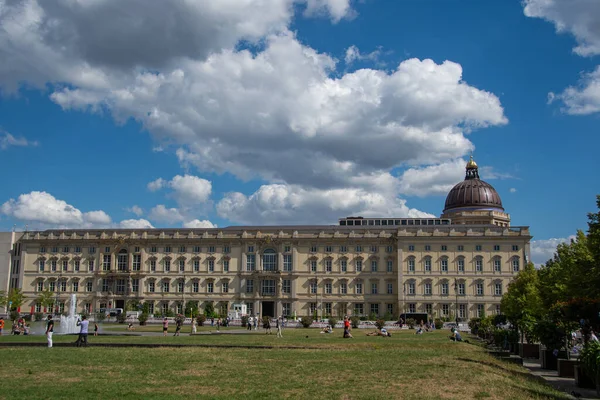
[579,340,600,382]
[241,315,249,327]
[493,328,508,346]
[116,312,127,324]
[434,318,443,329]
[350,316,360,329]
[95,312,106,322]
[375,319,385,330]
[406,318,416,329]
[196,314,206,327]
[369,313,378,321]
[328,317,338,328]
[9,310,19,322]
[300,316,313,328]
[34,312,44,322]
[138,313,149,325]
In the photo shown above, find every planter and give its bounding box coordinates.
[541,349,568,370]
[557,359,578,378]
[519,343,540,359]
[574,366,596,389]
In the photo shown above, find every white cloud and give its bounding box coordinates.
[523,0,600,57]
[398,159,465,197]
[304,0,354,22]
[168,175,212,205]
[217,183,435,225]
[183,219,217,229]
[147,178,166,192]
[148,205,185,223]
[479,166,514,180]
[530,236,576,266]
[344,45,383,65]
[1,191,111,228]
[127,205,143,216]
[524,0,600,115]
[509,188,517,193]
[119,219,154,229]
[0,129,39,150]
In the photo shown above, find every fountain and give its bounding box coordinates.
[59,294,80,334]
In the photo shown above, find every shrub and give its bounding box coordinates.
[9,310,20,322]
[579,340,600,384]
[241,315,249,327]
[369,313,378,321]
[406,318,416,329]
[196,314,206,327]
[300,316,313,328]
[116,312,127,324]
[375,319,385,330]
[350,316,360,329]
[34,312,44,322]
[434,318,443,329]
[95,312,106,323]
[138,313,149,325]
[328,317,338,328]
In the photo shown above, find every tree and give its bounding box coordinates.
[7,288,25,310]
[36,289,55,312]
[0,290,6,308]
[204,301,215,318]
[184,301,199,318]
[501,262,543,342]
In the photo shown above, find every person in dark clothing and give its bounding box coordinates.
[46,315,54,348]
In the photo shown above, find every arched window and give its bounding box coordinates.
[262,248,277,271]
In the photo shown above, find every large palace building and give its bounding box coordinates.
[13,158,531,320]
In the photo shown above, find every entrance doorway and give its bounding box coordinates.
[115,300,125,310]
[262,301,275,317]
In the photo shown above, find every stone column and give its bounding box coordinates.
[397,246,403,318]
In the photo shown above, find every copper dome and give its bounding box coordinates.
[443,157,504,213]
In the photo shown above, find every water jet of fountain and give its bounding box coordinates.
[59,294,80,334]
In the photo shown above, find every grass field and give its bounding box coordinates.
[0,327,570,400]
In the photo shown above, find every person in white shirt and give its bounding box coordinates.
[76,315,89,347]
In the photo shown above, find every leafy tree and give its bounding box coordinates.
[36,289,55,311]
[501,262,543,342]
[0,290,6,307]
[184,300,199,318]
[204,301,215,318]
[7,288,25,310]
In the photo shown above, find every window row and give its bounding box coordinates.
[403,281,503,296]
[39,245,232,255]
[406,256,520,273]
[407,244,520,252]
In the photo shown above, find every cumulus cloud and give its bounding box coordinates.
[524,0,600,115]
[119,219,154,229]
[509,188,517,193]
[398,159,465,197]
[344,45,383,65]
[183,219,217,229]
[530,236,577,266]
[126,205,143,216]
[147,178,166,192]
[217,183,435,225]
[1,191,112,228]
[148,205,185,223]
[304,0,354,22]
[148,175,211,205]
[0,129,39,150]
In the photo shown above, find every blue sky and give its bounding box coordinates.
[1,0,599,265]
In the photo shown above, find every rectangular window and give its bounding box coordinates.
[282,303,291,317]
[164,259,171,272]
[425,245,431,251]
[86,281,93,292]
[494,259,501,272]
[223,245,230,254]
[223,260,229,272]
[425,283,432,295]
[441,283,449,295]
[387,283,393,294]
[458,283,465,295]
[74,260,80,272]
[370,245,378,253]
[261,280,275,295]
[37,281,44,292]
[246,302,254,316]
[495,305,501,315]
[387,303,394,315]
[408,245,415,251]
[310,260,317,272]
[116,279,126,293]
[246,280,254,293]
[132,255,141,271]
[475,245,482,251]
[494,245,500,251]
[208,259,214,272]
[325,245,332,253]
[222,282,229,293]
[457,259,465,272]
[150,260,156,272]
[387,260,393,272]
[51,260,57,272]
[248,245,254,253]
[161,303,169,315]
[340,283,347,294]
[208,246,215,253]
[284,245,291,253]
[193,246,200,253]
[441,259,448,272]
[356,283,363,294]
[102,255,111,271]
[476,283,484,296]
[495,283,503,296]
[63,246,69,253]
[40,246,46,254]
[441,245,447,251]
[459,304,466,319]
[117,254,128,271]
[192,282,199,293]
[408,258,415,272]
[371,260,377,272]
[148,303,154,315]
[408,282,415,295]
[425,303,433,315]
[310,281,317,294]
[132,279,139,293]
[476,259,483,272]
[104,247,111,253]
[356,245,362,252]
[39,260,45,272]
[177,281,184,293]
[163,281,170,293]
[324,302,332,316]
[283,255,293,271]
[512,245,519,251]
[179,259,185,272]
[370,303,379,316]
[409,303,416,313]
[457,245,464,251]
[371,282,378,294]
[49,281,56,292]
[354,303,364,315]
[310,245,318,253]
[246,254,256,271]
[62,260,68,271]
[101,279,109,292]
[341,259,347,272]
[425,258,431,272]
[179,246,186,253]
[442,304,449,316]
[282,279,291,294]
[310,302,317,315]
[149,281,155,293]
[134,247,140,253]
[75,246,81,253]
[356,260,362,272]
[512,259,520,272]
[150,246,157,253]
[52,247,58,253]
[339,245,347,253]
[165,246,172,253]
[325,282,332,294]
[386,245,393,253]
[325,259,332,272]
[193,260,200,272]
[73,281,79,292]
[477,304,485,317]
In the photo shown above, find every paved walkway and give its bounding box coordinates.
[523,360,598,400]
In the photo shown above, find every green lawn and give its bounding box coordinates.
[0,328,570,400]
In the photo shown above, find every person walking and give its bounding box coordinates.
[0,317,4,335]
[192,318,197,334]
[253,315,258,331]
[162,317,169,337]
[216,318,221,332]
[46,315,54,348]
[76,315,89,347]
[276,317,283,338]
[174,316,182,336]
[93,322,99,336]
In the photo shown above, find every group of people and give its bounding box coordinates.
[7,317,31,335]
